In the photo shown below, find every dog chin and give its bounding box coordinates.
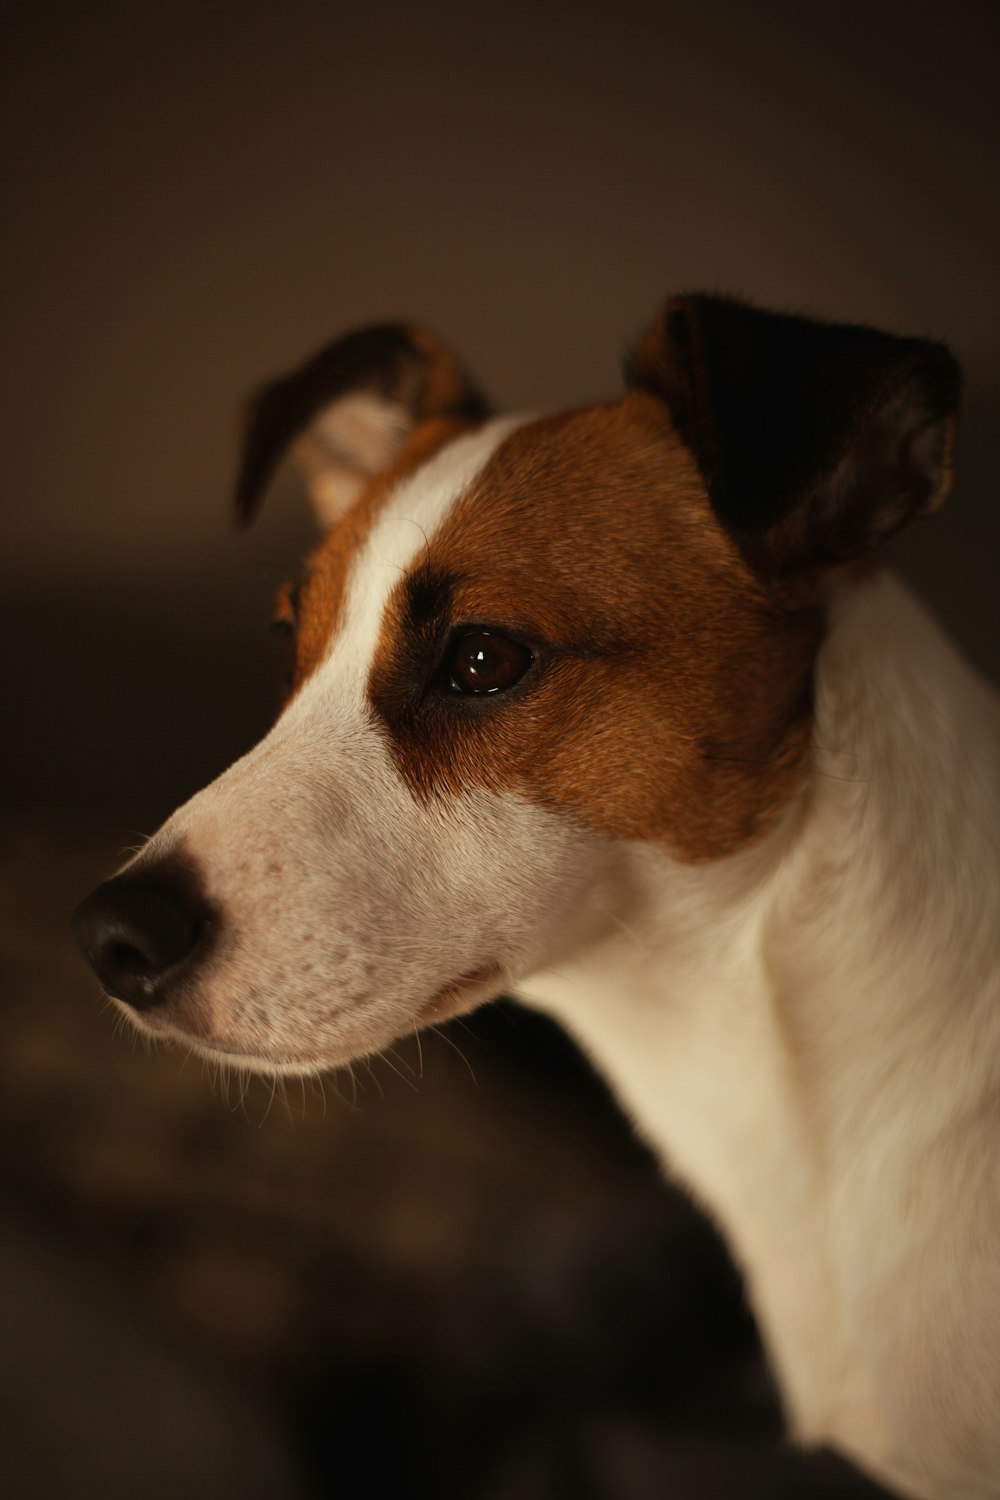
[114,963,508,1077]
[116,1008,328,1076]
[186,1036,330,1078]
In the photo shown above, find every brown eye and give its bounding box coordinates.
[447,632,532,695]
[271,581,299,635]
[270,583,300,697]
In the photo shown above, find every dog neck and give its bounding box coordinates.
[520,569,1000,1487]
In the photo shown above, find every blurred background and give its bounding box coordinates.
[1,2,997,1495]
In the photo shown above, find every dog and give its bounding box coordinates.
[73,295,1000,1498]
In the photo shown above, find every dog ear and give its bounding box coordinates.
[234,324,489,528]
[626,293,961,575]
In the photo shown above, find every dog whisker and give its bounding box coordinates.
[257,1070,279,1128]
[378,1046,420,1093]
[359,1055,385,1101]
[427,1024,478,1087]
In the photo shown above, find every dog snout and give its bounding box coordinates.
[72,864,214,1011]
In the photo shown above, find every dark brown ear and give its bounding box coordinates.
[626,293,961,575]
[234,324,489,528]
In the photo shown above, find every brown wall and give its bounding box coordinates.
[4,0,999,676]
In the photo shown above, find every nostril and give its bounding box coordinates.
[111,941,141,970]
[72,864,213,1011]
[109,939,162,978]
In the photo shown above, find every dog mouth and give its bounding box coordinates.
[417,963,505,1024]
[131,962,506,1071]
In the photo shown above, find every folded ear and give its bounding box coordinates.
[234,324,489,528]
[626,293,961,575]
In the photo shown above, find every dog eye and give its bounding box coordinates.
[271,581,299,635]
[447,632,532,695]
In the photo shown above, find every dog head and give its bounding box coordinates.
[73,296,960,1073]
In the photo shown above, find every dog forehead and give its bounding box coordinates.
[291,415,527,697]
[291,395,703,706]
[354,414,529,615]
[426,397,703,589]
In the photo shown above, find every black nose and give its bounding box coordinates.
[72,867,213,1011]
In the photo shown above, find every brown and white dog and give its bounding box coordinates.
[74,296,1000,1498]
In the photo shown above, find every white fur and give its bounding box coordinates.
[521,573,1000,1499]
[329,417,525,692]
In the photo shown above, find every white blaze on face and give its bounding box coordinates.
[136,417,619,1073]
[322,417,525,702]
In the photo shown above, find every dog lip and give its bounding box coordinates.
[418,963,503,1024]
[123,966,504,1065]
[146,1019,324,1071]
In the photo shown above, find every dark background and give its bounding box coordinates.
[1,2,997,1496]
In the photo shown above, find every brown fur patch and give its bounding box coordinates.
[283,418,484,699]
[368,396,822,862]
